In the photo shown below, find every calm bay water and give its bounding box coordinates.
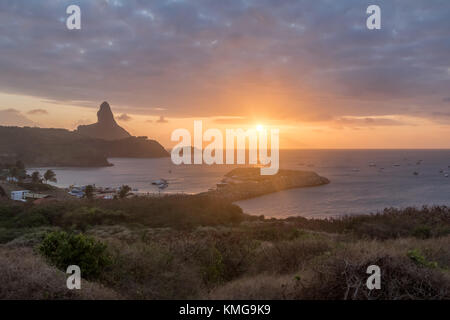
[30,150,450,218]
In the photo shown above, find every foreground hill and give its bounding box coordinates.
[0,197,448,300]
[0,126,169,167]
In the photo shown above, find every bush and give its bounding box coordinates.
[0,247,120,299]
[412,226,432,239]
[38,231,111,280]
[61,207,125,231]
[407,249,438,268]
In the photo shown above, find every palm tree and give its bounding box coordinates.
[31,171,41,184]
[43,170,57,184]
[119,185,132,199]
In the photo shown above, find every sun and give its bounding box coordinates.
[256,124,264,132]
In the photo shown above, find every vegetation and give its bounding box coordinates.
[31,171,41,184]
[1,158,58,190]
[0,160,27,181]
[0,198,449,300]
[38,231,111,280]
[118,185,131,199]
[43,170,57,184]
[84,185,94,200]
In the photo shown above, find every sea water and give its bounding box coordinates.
[29,149,450,218]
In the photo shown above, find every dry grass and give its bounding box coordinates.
[207,236,450,300]
[0,246,120,300]
[0,203,449,300]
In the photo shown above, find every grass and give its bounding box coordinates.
[0,198,449,300]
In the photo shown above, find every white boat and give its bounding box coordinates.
[445,174,449,178]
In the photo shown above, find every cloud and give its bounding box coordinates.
[429,112,450,125]
[0,108,35,126]
[332,116,410,128]
[27,108,48,115]
[3,108,20,113]
[117,113,132,121]
[156,116,168,123]
[213,117,249,125]
[0,1,449,122]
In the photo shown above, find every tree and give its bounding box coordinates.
[43,170,57,184]
[9,166,26,181]
[84,185,94,200]
[9,167,19,178]
[118,185,132,199]
[31,171,41,184]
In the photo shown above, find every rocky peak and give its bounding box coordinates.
[97,101,116,125]
[75,101,131,141]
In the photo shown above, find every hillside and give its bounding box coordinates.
[0,126,169,167]
[0,198,448,300]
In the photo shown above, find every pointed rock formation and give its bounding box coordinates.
[76,102,131,140]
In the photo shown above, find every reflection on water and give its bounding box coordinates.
[29,150,450,218]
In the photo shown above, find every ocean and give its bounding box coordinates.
[29,149,450,218]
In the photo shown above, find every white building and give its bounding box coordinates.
[10,190,30,202]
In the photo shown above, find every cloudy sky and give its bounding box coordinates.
[0,0,449,148]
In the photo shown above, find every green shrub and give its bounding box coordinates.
[0,228,25,244]
[200,245,225,285]
[61,207,125,231]
[412,226,432,239]
[38,231,111,279]
[13,210,50,228]
[407,249,438,268]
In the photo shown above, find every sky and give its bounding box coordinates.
[0,0,450,149]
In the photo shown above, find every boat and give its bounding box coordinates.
[152,179,168,186]
[413,171,419,176]
[445,174,449,178]
[152,179,169,190]
[369,163,376,167]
